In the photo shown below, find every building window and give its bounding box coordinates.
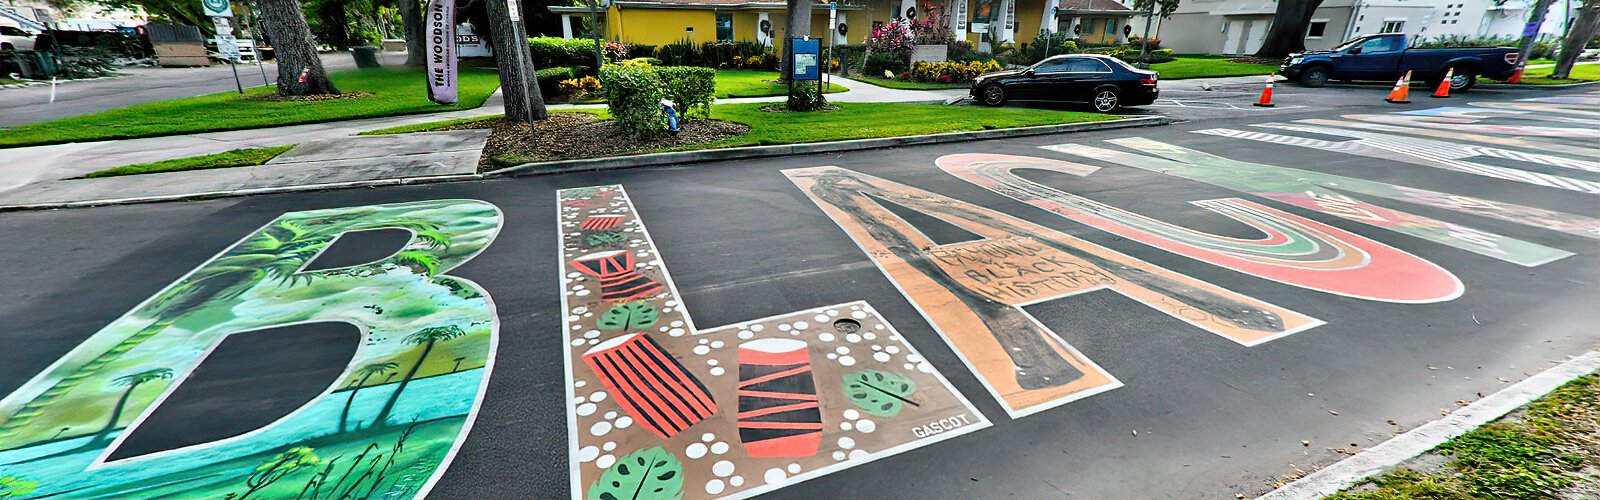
[1306,20,1327,38]
[1105,18,1116,35]
[1380,20,1405,33]
[715,12,733,40]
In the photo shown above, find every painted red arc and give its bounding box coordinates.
[938,153,1464,303]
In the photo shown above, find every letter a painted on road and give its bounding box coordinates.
[0,200,503,499]
[784,166,1322,418]
[937,153,1463,303]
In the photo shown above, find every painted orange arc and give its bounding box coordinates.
[938,153,1465,303]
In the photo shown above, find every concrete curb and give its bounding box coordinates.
[1478,80,1600,89]
[491,116,1172,178]
[1258,351,1600,500]
[0,115,1169,212]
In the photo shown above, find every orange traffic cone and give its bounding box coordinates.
[1254,73,1276,107]
[1385,71,1413,104]
[1431,68,1454,98]
[1508,67,1525,84]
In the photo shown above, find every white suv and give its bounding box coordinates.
[1,25,36,52]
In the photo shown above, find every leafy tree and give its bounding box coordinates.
[338,362,398,433]
[1130,0,1180,57]
[1253,0,1325,59]
[261,0,342,95]
[103,0,211,29]
[90,368,175,444]
[370,325,467,426]
[1552,0,1600,79]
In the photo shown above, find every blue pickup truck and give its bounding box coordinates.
[1279,33,1520,92]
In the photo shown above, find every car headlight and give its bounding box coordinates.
[1289,57,1303,65]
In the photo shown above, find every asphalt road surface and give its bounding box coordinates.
[0,87,1596,499]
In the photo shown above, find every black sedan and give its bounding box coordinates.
[971,54,1159,112]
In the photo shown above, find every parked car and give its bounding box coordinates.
[971,54,1159,112]
[1279,33,1518,91]
[1,25,36,52]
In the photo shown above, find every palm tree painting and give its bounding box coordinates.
[338,362,398,433]
[92,368,174,445]
[0,216,453,440]
[371,326,467,428]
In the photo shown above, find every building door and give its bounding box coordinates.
[1223,19,1246,54]
[1243,19,1268,54]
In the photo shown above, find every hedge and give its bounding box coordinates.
[530,37,598,69]
[536,66,582,98]
[656,66,716,118]
[600,64,668,136]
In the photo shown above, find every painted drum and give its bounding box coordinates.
[736,338,822,458]
[582,333,718,439]
[570,250,665,302]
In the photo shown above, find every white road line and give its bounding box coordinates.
[1259,351,1600,499]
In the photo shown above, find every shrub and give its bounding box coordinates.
[603,41,630,62]
[787,80,828,111]
[1019,30,1079,65]
[656,66,716,119]
[1127,35,1162,49]
[867,18,915,57]
[865,51,909,76]
[627,44,657,59]
[558,76,603,97]
[536,66,582,99]
[600,64,667,136]
[529,37,596,69]
[910,60,1001,83]
[655,38,702,66]
[620,57,659,68]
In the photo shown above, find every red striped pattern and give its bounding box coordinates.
[580,215,625,231]
[583,333,717,439]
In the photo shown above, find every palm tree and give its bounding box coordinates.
[370,326,467,427]
[0,217,451,440]
[91,368,174,445]
[338,362,398,433]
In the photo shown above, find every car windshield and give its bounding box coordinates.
[1333,36,1373,52]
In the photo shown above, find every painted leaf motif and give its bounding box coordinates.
[587,446,684,500]
[598,301,659,332]
[843,369,918,417]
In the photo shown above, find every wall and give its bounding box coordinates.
[609,7,718,45]
[1161,11,1229,53]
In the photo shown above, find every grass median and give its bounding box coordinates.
[83,145,294,178]
[0,67,502,148]
[1512,63,1599,85]
[1329,373,1600,499]
[715,70,847,98]
[1150,56,1279,79]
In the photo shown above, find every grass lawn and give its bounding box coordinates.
[0,67,502,148]
[1149,56,1279,79]
[1512,63,1599,84]
[1328,373,1600,499]
[853,76,972,90]
[84,145,294,178]
[715,70,846,98]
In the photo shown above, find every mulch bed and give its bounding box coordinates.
[428,113,749,171]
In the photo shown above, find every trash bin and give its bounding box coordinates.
[14,50,58,79]
[351,46,381,68]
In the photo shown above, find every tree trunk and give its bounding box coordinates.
[486,0,548,123]
[337,373,373,433]
[261,0,341,96]
[1514,0,1560,75]
[782,0,813,81]
[1553,0,1600,78]
[92,384,139,443]
[319,0,352,50]
[1253,0,1324,59]
[402,0,426,67]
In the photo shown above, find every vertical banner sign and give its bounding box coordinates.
[426,0,459,105]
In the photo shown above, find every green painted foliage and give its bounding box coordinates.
[587,446,683,500]
[585,230,628,248]
[598,302,659,332]
[0,476,38,499]
[844,370,917,417]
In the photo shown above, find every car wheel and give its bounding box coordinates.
[1299,66,1330,87]
[981,84,1007,106]
[0,43,13,53]
[1091,88,1120,112]
[1450,69,1477,91]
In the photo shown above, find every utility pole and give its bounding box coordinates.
[1513,0,1559,79]
[588,0,604,67]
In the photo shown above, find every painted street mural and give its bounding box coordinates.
[1194,123,1600,194]
[783,167,1321,418]
[936,153,1463,303]
[558,186,990,500]
[1289,118,1600,159]
[1043,139,1587,267]
[1342,108,1600,139]
[0,200,503,498]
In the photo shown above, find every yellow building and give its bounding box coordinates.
[547,0,1136,50]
